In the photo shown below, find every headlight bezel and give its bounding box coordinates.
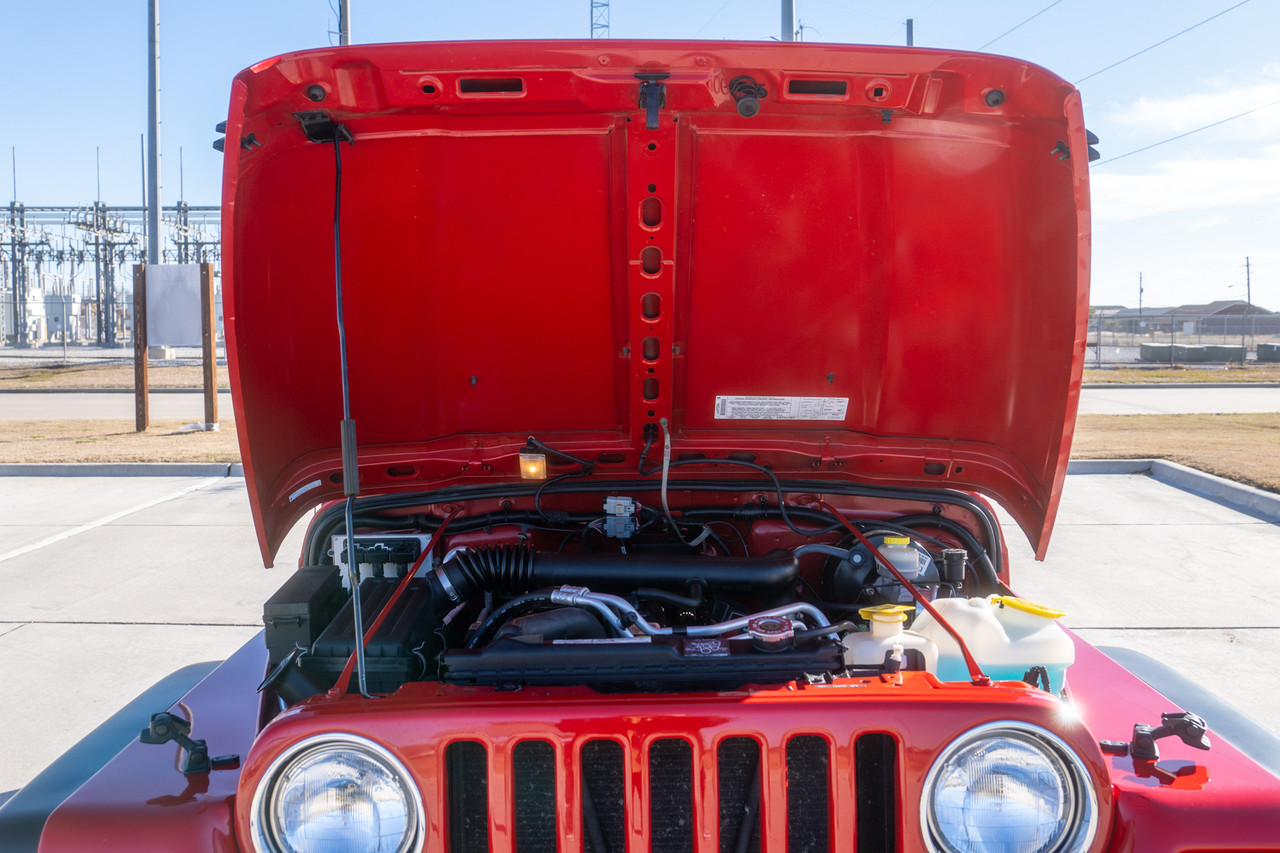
[249,732,426,853]
[920,720,1099,853]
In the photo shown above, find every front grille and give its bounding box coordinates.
[441,731,898,853]
[786,736,830,853]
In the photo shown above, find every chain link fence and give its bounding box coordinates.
[1088,311,1280,365]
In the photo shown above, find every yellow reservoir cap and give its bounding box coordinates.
[858,603,915,623]
[992,595,1065,620]
[881,536,911,546]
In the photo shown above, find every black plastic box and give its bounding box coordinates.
[302,578,437,694]
[262,565,345,665]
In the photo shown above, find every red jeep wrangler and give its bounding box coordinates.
[8,40,1280,853]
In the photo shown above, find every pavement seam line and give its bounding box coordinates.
[0,620,261,628]
[0,477,224,564]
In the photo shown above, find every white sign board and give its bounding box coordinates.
[145,264,203,346]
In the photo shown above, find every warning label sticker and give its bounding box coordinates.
[713,396,849,421]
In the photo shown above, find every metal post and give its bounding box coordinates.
[147,0,161,265]
[339,0,351,45]
[907,18,914,46]
[1094,310,1101,366]
[781,0,795,41]
[94,229,102,345]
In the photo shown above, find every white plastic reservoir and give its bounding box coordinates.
[910,595,1074,690]
[844,604,938,673]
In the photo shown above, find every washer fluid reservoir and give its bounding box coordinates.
[844,604,938,673]
[911,595,1074,690]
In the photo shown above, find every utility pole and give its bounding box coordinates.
[147,0,161,266]
[1242,256,1251,355]
[1137,271,1143,343]
[339,0,351,45]
[782,0,795,41]
[906,18,914,46]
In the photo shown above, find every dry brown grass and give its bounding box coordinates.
[0,363,227,390]
[1083,364,1280,384]
[1072,413,1280,493]
[0,419,241,463]
[2,412,1277,498]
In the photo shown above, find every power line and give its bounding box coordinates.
[693,0,736,36]
[1091,97,1280,167]
[977,0,1065,51]
[1075,0,1252,84]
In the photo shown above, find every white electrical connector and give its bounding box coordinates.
[604,495,638,538]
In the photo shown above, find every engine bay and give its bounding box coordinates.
[259,480,1037,705]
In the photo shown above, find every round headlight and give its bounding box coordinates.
[251,734,424,853]
[921,722,1098,853]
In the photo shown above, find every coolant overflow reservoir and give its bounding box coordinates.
[911,595,1074,690]
[844,604,938,673]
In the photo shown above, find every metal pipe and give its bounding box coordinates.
[147,0,161,265]
[550,587,831,638]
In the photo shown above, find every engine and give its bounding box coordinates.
[260,493,1007,704]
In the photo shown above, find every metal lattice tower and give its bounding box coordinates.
[591,0,609,38]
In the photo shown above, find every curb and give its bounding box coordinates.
[1067,458,1280,523]
[0,463,243,478]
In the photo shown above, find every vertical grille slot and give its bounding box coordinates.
[581,740,626,853]
[855,733,898,853]
[649,738,694,853]
[785,735,831,853]
[717,737,762,853]
[446,741,490,853]
[514,740,558,853]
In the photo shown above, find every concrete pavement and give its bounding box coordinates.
[1077,384,1280,414]
[1,469,1278,797]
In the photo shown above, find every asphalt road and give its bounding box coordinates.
[2,385,1280,420]
[1,470,1277,797]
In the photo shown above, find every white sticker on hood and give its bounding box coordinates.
[714,395,848,421]
[288,479,323,503]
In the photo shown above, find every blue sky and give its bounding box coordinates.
[3,1,1277,307]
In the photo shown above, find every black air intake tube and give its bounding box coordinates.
[433,545,798,602]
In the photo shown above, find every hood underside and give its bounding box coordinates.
[221,40,1091,565]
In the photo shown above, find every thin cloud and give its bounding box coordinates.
[1109,66,1280,140]
[1092,145,1280,222]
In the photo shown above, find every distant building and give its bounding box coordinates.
[1096,300,1278,335]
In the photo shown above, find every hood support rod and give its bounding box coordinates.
[323,115,371,698]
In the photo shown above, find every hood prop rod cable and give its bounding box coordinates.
[328,122,372,698]
[815,499,990,685]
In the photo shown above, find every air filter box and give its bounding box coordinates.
[263,565,345,665]
[302,578,437,694]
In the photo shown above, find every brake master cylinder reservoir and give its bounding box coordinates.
[911,595,1074,690]
[844,604,938,673]
[879,536,925,579]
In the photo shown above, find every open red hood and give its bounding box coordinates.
[221,40,1090,565]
